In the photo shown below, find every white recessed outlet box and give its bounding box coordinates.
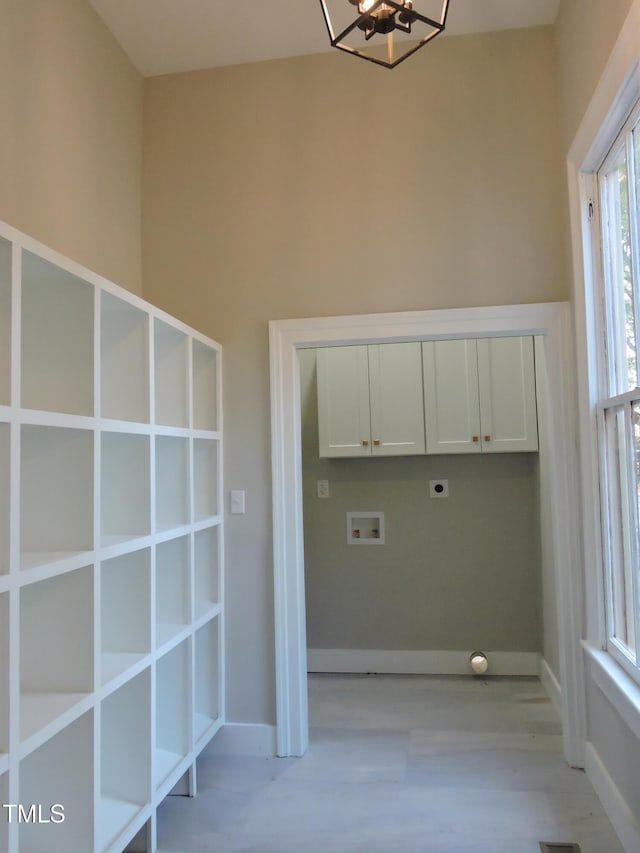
[429,480,449,498]
[347,512,385,545]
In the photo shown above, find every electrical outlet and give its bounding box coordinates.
[429,479,449,498]
[317,480,330,498]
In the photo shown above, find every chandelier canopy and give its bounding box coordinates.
[319,0,450,69]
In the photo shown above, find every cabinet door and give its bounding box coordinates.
[316,346,371,457]
[368,343,425,456]
[477,336,538,452]
[422,339,481,454]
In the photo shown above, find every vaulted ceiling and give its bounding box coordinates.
[89,0,561,76]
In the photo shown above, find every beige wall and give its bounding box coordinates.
[143,26,567,723]
[555,0,634,150]
[300,348,541,654]
[0,0,143,293]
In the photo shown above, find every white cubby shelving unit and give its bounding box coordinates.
[0,220,224,853]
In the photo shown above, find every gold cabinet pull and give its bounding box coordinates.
[472,436,479,443]
[484,435,491,442]
[373,439,381,446]
[362,439,369,446]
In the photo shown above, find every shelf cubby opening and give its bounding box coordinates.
[0,237,11,406]
[20,425,93,569]
[156,536,190,648]
[101,432,150,546]
[123,820,152,852]
[193,438,218,521]
[194,526,220,621]
[101,291,149,423]
[192,340,217,431]
[0,423,9,574]
[154,319,188,428]
[155,436,189,532]
[0,593,8,754]
[155,641,190,788]
[20,567,93,740]
[20,250,94,416]
[194,618,220,742]
[101,550,151,685]
[19,711,93,853]
[99,670,151,851]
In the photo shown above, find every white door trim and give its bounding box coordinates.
[269,302,584,765]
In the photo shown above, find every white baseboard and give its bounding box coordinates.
[307,649,540,676]
[204,723,277,757]
[539,657,562,715]
[585,742,640,853]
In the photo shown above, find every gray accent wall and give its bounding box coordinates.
[300,348,542,654]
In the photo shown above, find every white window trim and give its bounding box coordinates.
[568,0,640,698]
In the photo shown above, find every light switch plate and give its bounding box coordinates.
[230,490,245,514]
[317,480,329,498]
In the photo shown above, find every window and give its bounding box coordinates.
[597,101,640,678]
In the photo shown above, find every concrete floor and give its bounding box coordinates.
[157,674,624,852]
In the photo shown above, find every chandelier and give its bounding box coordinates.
[319,0,450,69]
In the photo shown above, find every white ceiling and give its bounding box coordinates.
[89,0,561,77]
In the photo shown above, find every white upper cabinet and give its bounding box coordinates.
[317,346,371,457]
[317,343,426,458]
[422,339,481,454]
[476,336,538,452]
[423,336,538,454]
[368,343,426,456]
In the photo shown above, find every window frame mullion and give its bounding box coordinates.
[627,125,640,667]
[627,129,640,390]
[596,102,640,679]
